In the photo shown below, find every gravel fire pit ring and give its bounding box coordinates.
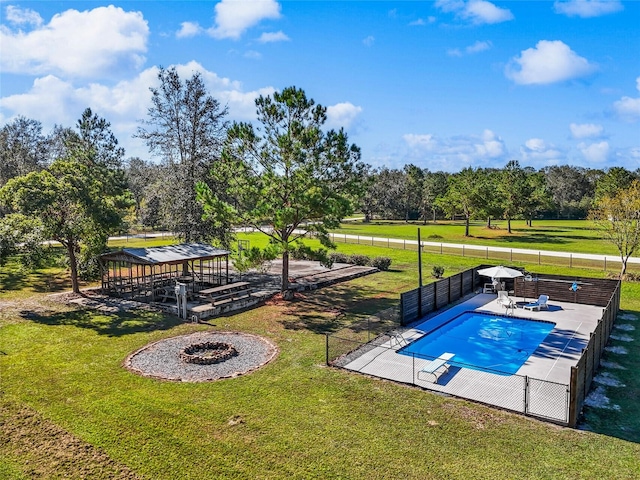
[180,341,238,365]
[124,331,278,382]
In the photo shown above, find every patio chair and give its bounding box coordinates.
[523,295,549,311]
[417,352,455,383]
[496,290,515,315]
[496,290,510,305]
[483,282,495,293]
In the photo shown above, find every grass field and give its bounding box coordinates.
[334,219,621,255]
[1,225,639,479]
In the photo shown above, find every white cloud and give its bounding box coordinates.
[613,96,640,122]
[0,5,148,78]
[554,0,623,18]
[570,123,604,139]
[218,86,276,120]
[464,0,514,24]
[505,40,596,85]
[612,76,640,122]
[0,75,83,127]
[409,17,436,26]
[5,5,43,26]
[403,129,507,169]
[243,50,262,60]
[466,40,492,54]
[363,35,375,47]
[520,138,564,164]
[449,40,492,57]
[578,141,610,163]
[436,0,514,25]
[207,0,281,40]
[176,21,203,38]
[0,61,276,158]
[326,102,363,130]
[258,31,289,43]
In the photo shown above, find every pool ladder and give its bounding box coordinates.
[389,333,407,349]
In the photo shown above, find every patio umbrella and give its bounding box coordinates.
[477,265,524,279]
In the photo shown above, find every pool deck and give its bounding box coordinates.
[341,293,604,423]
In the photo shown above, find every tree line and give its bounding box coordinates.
[1,67,639,290]
[361,163,639,229]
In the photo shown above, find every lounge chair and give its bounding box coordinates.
[417,352,455,383]
[523,295,549,311]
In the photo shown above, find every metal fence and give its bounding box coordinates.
[568,280,621,426]
[327,334,570,424]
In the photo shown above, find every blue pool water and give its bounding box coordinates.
[398,312,555,375]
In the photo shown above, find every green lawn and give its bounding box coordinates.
[1,232,639,479]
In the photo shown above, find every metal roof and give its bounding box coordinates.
[100,243,230,265]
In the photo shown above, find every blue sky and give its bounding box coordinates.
[1,0,639,172]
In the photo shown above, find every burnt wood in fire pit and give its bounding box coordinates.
[180,341,238,365]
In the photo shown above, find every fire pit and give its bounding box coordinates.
[123,331,278,382]
[180,341,238,365]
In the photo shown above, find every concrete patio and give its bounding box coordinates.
[341,293,604,423]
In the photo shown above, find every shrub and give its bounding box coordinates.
[348,254,371,266]
[371,256,392,271]
[432,265,445,278]
[329,252,349,264]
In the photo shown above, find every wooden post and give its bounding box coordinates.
[325,334,330,366]
[568,366,579,427]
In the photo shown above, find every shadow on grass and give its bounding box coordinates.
[0,270,70,294]
[578,308,640,444]
[20,304,182,337]
[493,234,570,246]
[0,249,74,294]
[279,283,399,335]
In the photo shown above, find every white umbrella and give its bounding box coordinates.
[477,265,524,279]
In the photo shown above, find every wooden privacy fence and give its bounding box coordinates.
[400,266,486,325]
[514,274,619,307]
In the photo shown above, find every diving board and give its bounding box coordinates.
[417,352,455,383]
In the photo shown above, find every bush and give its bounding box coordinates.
[432,265,445,278]
[371,256,392,271]
[328,252,349,264]
[348,254,371,266]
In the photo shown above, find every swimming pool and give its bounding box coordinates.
[398,311,555,375]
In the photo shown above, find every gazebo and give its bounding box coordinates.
[99,243,230,302]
